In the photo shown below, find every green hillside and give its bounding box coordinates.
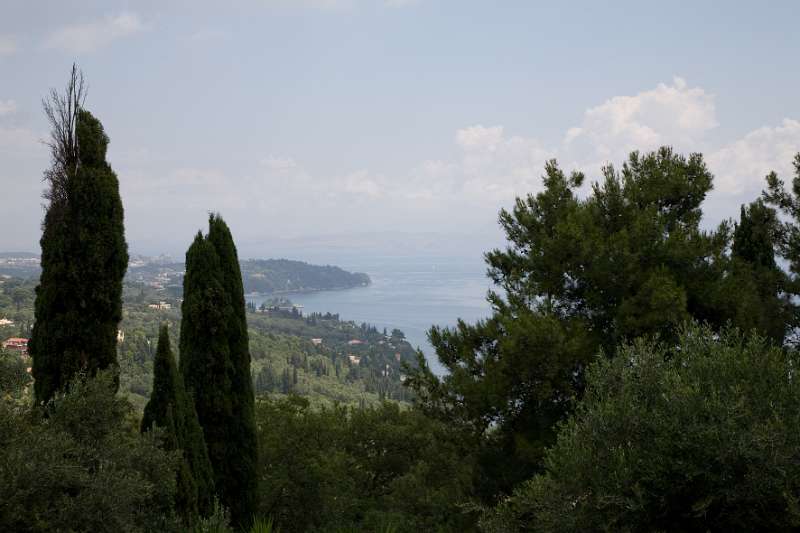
[0,276,414,411]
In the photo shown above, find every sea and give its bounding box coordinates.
[245,255,494,375]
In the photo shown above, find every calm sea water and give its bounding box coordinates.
[245,256,493,375]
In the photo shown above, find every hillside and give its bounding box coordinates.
[0,254,371,296]
[0,275,412,411]
[241,259,370,294]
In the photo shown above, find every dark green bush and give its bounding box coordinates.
[484,325,800,532]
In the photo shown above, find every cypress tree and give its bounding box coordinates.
[180,215,257,527]
[30,69,128,405]
[141,325,215,523]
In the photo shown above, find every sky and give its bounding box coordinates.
[1,0,799,262]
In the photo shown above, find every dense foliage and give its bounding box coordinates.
[11,68,800,532]
[483,325,800,532]
[0,347,31,402]
[407,148,798,502]
[255,396,475,532]
[0,271,415,411]
[141,325,214,523]
[764,153,800,284]
[180,215,258,527]
[0,372,180,532]
[30,103,128,404]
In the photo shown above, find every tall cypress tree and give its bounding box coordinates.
[142,325,216,523]
[180,215,257,527]
[30,69,128,405]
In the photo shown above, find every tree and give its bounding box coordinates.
[722,199,795,343]
[30,66,128,405]
[255,396,475,533]
[407,148,786,502]
[0,372,180,532]
[141,325,215,523]
[11,288,26,312]
[482,325,800,532]
[763,153,800,286]
[180,214,257,527]
[0,348,31,400]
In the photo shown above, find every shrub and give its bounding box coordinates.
[483,325,800,532]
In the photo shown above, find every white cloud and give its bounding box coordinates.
[455,125,553,201]
[562,77,717,168]
[707,119,800,195]
[117,78,798,245]
[456,125,505,151]
[261,155,298,172]
[45,12,147,54]
[342,170,383,198]
[0,35,17,57]
[428,79,721,205]
[396,78,796,210]
[0,100,17,116]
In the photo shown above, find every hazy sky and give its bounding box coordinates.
[1,1,799,261]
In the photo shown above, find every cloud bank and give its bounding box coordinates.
[44,13,147,54]
[114,77,800,250]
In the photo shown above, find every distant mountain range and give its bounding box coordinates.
[0,253,370,295]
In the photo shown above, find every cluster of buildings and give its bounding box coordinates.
[2,337,28,357]
[0,255,40,270]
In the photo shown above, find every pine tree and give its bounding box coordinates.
[180,215,257,527]
[30,68,128,405]
[407,148,794,501]
[725,200,794,342]
[732,199,779,269]
[141,325,215,523]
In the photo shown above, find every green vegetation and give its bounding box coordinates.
[0,256,371,297]
[248,310,416,405]
[407,148,798,502]
[0,275,416,411]
[241,259,370,294]
[0,371,180,532]
[0,347,31,402]
[483,325,800,532]
[30,69,128,405]
[7,68,800,532]
[141,325,215,524]
[255,396,474,532]
[180,215,258,527]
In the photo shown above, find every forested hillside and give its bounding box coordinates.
[5,63,800,532]
[0,276,415,411]
[0,255,371,296]
[241,259,371,294]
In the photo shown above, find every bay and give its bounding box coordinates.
[245,255,493,375]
